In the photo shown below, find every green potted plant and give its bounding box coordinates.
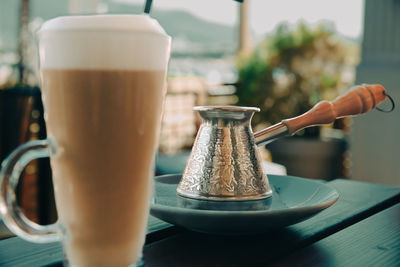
[235,22,352,180]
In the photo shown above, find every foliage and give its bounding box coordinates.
[236,22,351,136]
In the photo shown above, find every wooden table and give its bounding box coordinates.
[0,178,399,267]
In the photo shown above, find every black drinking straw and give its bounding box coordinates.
[144,0,153,14]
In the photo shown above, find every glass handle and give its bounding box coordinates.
[0,139,61,243]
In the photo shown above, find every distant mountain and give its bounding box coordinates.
[154,9,236,46]
[106,2,237,56]
[106,2,237,45]
[0,0,237,56]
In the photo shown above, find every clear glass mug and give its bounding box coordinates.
[0,15,171,267]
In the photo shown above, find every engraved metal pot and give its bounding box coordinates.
[177,84,390,201]
[177,106,272,201]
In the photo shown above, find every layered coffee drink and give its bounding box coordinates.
[38,15,171,266]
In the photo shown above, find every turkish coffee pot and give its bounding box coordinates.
[177,84,393,201]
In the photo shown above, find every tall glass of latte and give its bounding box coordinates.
[0,15,171,266]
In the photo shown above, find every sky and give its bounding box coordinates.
[116,0,364,38]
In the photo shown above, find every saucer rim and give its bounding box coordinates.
[150,174,339,216]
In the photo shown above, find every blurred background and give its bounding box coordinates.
[0,0,399,228]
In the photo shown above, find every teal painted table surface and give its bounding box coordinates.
[0,178,399,267]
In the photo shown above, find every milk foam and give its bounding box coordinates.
[38,15,171,70]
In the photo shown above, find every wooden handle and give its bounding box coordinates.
[282,84,387,135]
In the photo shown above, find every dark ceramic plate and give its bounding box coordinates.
[150,174,339,235]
